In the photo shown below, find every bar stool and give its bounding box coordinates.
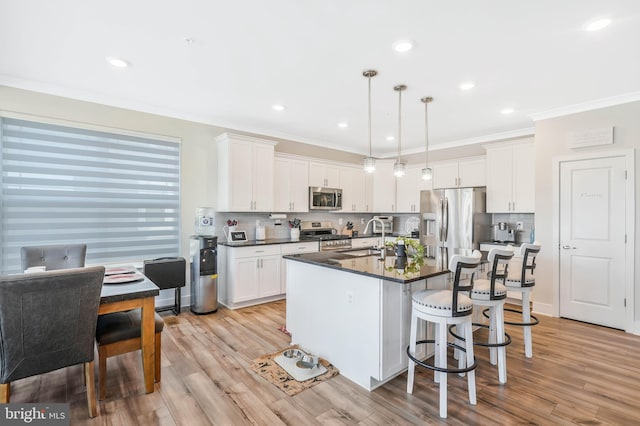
[406,250,482,419]
[500,242,541,358]
[451,247,514,384]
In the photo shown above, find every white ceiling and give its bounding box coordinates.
[1,1,639,157]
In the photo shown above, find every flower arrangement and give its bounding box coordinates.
[288,218,301,229]
[226,219,237,226]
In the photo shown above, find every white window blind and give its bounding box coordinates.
[0,117,181,274]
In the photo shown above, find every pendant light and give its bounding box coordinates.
[363,70,377,173]
[421,96,434,180]
[393,84,407,177]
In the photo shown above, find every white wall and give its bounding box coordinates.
[533,101,640,329]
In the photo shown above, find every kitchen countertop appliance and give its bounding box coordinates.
[299,221,352,251]
[420,188,491,258]
[371,215,394,234]
[492,222,516,243]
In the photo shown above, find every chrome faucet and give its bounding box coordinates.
[363,218,386,260]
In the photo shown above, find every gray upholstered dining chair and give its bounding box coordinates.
[20,244,87,271]
[0,266,105,418]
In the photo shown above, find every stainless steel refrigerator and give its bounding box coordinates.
[420,188,491,261]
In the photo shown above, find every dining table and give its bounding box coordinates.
[99,269,160,394]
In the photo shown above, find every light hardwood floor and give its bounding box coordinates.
[8,300,640,425]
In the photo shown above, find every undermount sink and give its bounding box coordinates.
[340,248,382,257]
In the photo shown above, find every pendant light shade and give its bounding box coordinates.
[421,96,434,180]
[362,70,377,173]
[393,84,407,177]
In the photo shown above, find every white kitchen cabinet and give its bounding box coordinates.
[274,156,309,212]
[372,161,396,213]
[433,157,486,189]
[485,141,534,213]
[216,133,276,212]
[339,166,368,212]
[222,245,283,308]
[280,241,319,293]
[396,167,432,213]
[351,237,380,249]
[309,162,340,188]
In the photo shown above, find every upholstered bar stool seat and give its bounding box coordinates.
[501,243,541,358]
[95,310,164,400]
[407,250,482,419]
[452,247,514,384]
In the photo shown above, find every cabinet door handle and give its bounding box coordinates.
[562,245,577,250]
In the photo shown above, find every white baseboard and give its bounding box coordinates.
[532,301,555,317]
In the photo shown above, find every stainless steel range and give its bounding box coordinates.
[299,221,352,251]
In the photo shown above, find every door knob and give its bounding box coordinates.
[562,245,577,249]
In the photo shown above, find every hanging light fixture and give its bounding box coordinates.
[393,84,407,177]
[362,70,377,173]
[421,96,434,180]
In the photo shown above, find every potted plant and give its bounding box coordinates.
[385,237,425,275]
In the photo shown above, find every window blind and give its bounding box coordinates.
[0,117,181,274]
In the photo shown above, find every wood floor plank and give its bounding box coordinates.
[5,301,640,425]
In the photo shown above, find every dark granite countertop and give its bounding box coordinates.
[218,238,319,247]
[283,251,450,284]
[101,276,160,304]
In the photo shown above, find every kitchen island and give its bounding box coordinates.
[284,250,451,391]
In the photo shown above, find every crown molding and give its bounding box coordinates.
[529,91,640,122]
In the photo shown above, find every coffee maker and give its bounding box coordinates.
[492,222,516,243]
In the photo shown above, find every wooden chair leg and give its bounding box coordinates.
[84,361,97,418]
[155,332,161,383]
[0,383,10,403]
[98,345,107,400]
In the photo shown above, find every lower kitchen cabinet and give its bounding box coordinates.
[218,245,283,309]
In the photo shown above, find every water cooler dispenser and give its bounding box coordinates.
[190,236,218,314]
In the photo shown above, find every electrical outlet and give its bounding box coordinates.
[338,218,343,225]
[346,291,353,304]
[360,218,365,225]
[516,221,524,230]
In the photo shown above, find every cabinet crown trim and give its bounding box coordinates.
[215,132,279,146]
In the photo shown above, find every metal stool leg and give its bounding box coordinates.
[407,309,418,394]
[522,291,533,358]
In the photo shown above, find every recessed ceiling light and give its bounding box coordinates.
[392,40,414,53]
[501,108,515,115]
[459,81,475,91]
[272,104,286,111]
[386,136,395,141]
[338,122,348,129]
[106,57,129,68]
[585,18,611,32]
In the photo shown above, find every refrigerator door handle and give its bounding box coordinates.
[438,198,445,241]
[443,197,449,242]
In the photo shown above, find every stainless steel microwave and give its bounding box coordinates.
[309,187,342,210]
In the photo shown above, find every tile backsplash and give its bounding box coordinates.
[491,213,535,244]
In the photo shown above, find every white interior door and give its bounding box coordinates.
[559,156,626,329]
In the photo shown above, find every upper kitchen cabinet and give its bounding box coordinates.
[372,161,396,213]
[339,166,371,212]
[485,141,534,213]
[216,133,277,212]
[432,157,486,189]
[309,161,340,188]
[274,155,309,212]
[396,167,432,213]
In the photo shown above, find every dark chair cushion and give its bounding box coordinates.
[96,310,164,346]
